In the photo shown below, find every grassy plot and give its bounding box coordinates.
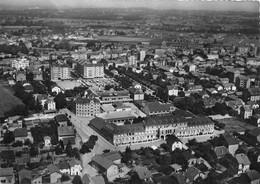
[0,83,23,116]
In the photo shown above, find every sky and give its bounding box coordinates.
[0,0,259,12]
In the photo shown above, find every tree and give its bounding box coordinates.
[157,154,172,166]
[65,140,73,157]
[54,93,67,110]
[72,175,83,184]
[3,131,14,144]
[61,174,71,182]
[59,139,65,150]
[24,139,32,146]
[30,145,39,157]
[122,146,132,164]
[55,145,64,155]
[71,148,80,160]
[166,135,179,147]
[80,135,98,154]
[12,140,23,147]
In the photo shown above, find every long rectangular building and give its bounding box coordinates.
[89,115,214,146]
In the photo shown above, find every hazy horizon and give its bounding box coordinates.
[0,0,259,12]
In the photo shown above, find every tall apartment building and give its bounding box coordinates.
[236,75,251,89]
[76,60,104,79]
[74,97,100,117]
[139,50,146,62]
[50,63,71,81]
[12,58,30,70]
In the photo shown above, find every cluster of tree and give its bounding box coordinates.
[30,144,39,157]
[63,86,88,98]
[30,81,48,94]
[186,139,217,165]
[54,93,67,110]
[0,41,28,55]
[80,135,98,154]
[12,82,42,113]
[54,140,80,159]
[12,140,23,147]
[30,121,58,144]
[2,130,15,144]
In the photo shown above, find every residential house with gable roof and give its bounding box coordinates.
[57,162,70,175]
[55,114,69,127]
[224,135,240,156]
[235,153,251,174]
[129,87,144,101]
[251,114,260,127]
[248,128,260,144]
[18,168,42,184]
[243,87,260,102]
[241,105,253,119]
[57,126,75,145]
[50,84,63,94]
[0,167,15,184]
[246,170,260,184]
[14,128,33,143]
[91,151,122,180]
[132,166,152,182]
[69,159,82,176]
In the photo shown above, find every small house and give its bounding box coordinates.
[69,159,83,176]
[235,153,251,174]
[57,126,75,145]
[0,167,15,184]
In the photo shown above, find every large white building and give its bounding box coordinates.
[75,60,104,79]
[51,63,71,81]
[12,58,30,70]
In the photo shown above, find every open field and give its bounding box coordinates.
[94,35,151,42]
[0,81,23,116]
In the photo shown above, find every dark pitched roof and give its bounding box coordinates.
[145,101,175,113]
[103,123,145,135]
[58,162,70,170]
[14,128,28,137]
[247,87,260,96]
[58,126,74,136]
[89,117,108,131]
[235,153,251,165]
[82,174,90,184]
[145,115,213,127]
[55,114,68,122]
[225,137,240,146]
[69,159,81,167]
[62,137,75,145]
[92,151,121,170]
[133,166,152,180]
[74,97,100,104]
[47,164,60,174]
[185,166,200,181]
[247,170,260,181]
[249,128,260,137]
[90,175,105,184]
[0,167,14,177]
[129,87,143,95]
[18,169,32,180]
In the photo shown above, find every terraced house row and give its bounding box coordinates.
[89,115,214,146]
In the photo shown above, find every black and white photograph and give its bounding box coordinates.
[0,0,259,184]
